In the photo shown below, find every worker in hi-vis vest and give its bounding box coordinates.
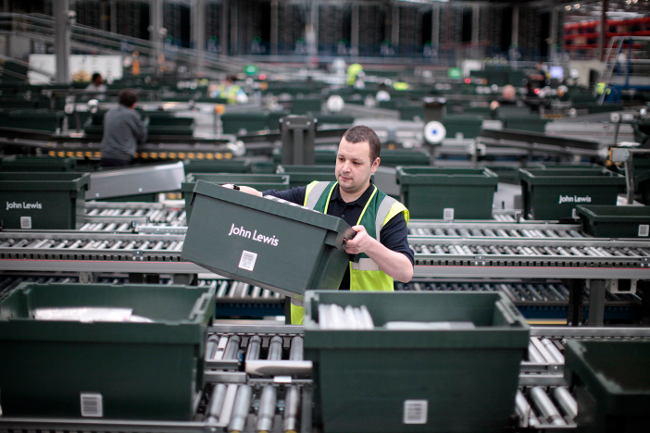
[221,126,414,324]
[209,75,249,104]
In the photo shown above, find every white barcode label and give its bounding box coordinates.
[403,400,428,424]
[20,216,32,229]
[443,208,454,220]
[238,250,258,271]
[80,393,103,417]
[639,225,649,237]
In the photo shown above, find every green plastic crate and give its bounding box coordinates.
[564,340,650,433]
[519,168,626,220]
[304,291,530,433]
[181,173,289,221]
[183,159,251,174]
[0,282,215,420]
[576,205,650,238]
[1,156,77,172]
[311,150,431,167]
[6,110,65,132]
[291,98,322,115]
[221,112,268,134]
[443,115,484,139]
[396,167,498,219]
[502,116,549,133]
[0,172,90,229]
[277,165,337,189]
[181,181,354,301]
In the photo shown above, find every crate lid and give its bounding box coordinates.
[0,172,90,191]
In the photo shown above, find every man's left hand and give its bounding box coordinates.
[343,225,376,255]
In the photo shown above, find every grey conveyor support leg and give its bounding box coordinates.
[566,279,585,326]
[588,279,606,326]
[640,280,650,325]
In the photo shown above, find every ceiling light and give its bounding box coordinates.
[566,5,571,10]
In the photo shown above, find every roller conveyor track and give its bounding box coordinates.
[2,323,649,432]
[396,280,643,304]
[410,236,650,278]
[85,202,187,227]
[408,221,584,239]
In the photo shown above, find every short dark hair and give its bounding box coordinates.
[92,73,101,82]
[119,89,138,107]
[225,75,237,82]
[343,125,381,162]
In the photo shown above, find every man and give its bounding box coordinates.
[99,89,147,168]
[86,73,107,101]
[209,75,248,104]
[224,125,414,324]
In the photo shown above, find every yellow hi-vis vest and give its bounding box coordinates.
[290,180,409,325]
[216,84,242,104]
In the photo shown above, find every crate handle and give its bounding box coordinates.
[495,300,516,325]
[189,293,212,320]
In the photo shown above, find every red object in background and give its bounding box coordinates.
[464,78,471,84]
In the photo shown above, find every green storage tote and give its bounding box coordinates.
[277,164,337,189]
[7,110,65,132]
[443,115,484,139]
[183,159,251,174]
[0,282,215,420]
[181,181,354,301]
[396,167,498,219]
[304,290,530,433]
[311,149,431,167]
[0,172,90,229]
[519,168,626,220]
[564,340,650,433]
[181,173,289,221]
[1,155,77,172]
[221,112,268,134]
[576,205,650,238]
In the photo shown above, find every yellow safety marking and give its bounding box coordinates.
[206,153,214,159]
[526,319,567,325]
[150,152,158,159]
[58,151,65,157]
[197,153,205,159]
[178,152,186,159]
[225,153,232,159]
[188,152,196,159]
[95,152,101,158]
[76,152,83,157]
[169,152,177,159]
[49,151,56,156]
[85,152,92,157]
[66,152,74,157]
[216,153,223,159]
[388,144,395,150]
[141,152,149,158]
[159,152,167,159]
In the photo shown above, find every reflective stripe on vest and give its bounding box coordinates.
[304,181,330,209]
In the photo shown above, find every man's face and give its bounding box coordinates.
[335,138,379,195]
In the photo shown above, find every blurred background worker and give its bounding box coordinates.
[209,75,248,103]
[100,89,147,168]
[221,125,414,325]
[346,63,364,86]
[86,72,107,100]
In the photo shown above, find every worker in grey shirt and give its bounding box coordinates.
[100,89,147,167]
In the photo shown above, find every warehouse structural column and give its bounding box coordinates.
[54,0,71,84]
[271,0,278,55]
[230,0,238,55]
[305,0,318,57]
[191,0,206,75]
[350,3,359,56]
[149,0,164,75]
[221,0,229,55]
[510,3,519,65]
[472,3,479,58]
[549,0,558,63]
[431,3,439,55]
[598,0,608,61]
[110,0,116,33]
[391,3,399,54]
